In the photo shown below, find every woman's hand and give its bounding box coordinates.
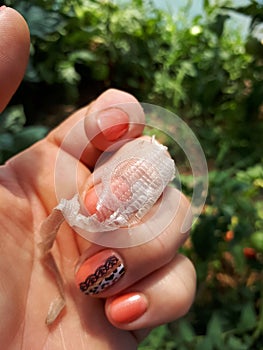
[0,7,196,349]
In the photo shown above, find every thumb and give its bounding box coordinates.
[0,6,30,113]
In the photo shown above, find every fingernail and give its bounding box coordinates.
[84,178,131,220]
[84,186,100,215]
[109,292,148,324]
[75,250,125,295]
[97,108,129,141]
[84,184,114,221]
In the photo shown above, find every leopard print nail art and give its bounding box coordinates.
[79,255,125,295]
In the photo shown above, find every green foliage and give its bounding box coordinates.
[1,0,263,348]
[145,161,262,349]
[0,106,48,163]
[4,0,263,169]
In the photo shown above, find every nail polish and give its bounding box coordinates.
[84,184,114,221]
[97,108,129,141]
[109,292,148,324]
[84,178,131,221]
[75,250,125,295]
[84,186,100,215]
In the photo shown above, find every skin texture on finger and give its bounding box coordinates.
[0,169,34,347]
[0,7,30,112]
[47,107,101,169]
[105,254,196,332]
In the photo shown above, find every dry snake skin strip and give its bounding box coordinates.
[56,137,175,232]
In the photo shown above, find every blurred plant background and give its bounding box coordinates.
[1,0,263,348]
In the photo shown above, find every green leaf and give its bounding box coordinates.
[15,2,65,38]
[91,64,109,81]
[209,14,229,38]
[206,313,225,349]
[69,50,97,64]
[58,61,80,84]
[13,126,48,153]
[207,313,222,338]
[226,335,248,350]
[196,337,214,350]
[139,325,170,350]
[0,105,26,133]
[177,319,195,343]
[0,133,14,151]
[25,58,41,83]
[250,231,263,253]
[237,302,257,332]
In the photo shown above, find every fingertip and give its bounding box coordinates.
[85,89,145,151]
[106,292,149,326]
[97,107,129,141]
[0,7,30,112]
[1,7,30,52]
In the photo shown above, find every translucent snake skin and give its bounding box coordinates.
[56,137,176,232]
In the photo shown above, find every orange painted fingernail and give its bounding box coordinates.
[97,108,129,141]
[109,292,148,324]
[84,184,114,221]
[75,250,125,295]
[84,186,99,215]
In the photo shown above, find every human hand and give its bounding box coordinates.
[0,7,196,350]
